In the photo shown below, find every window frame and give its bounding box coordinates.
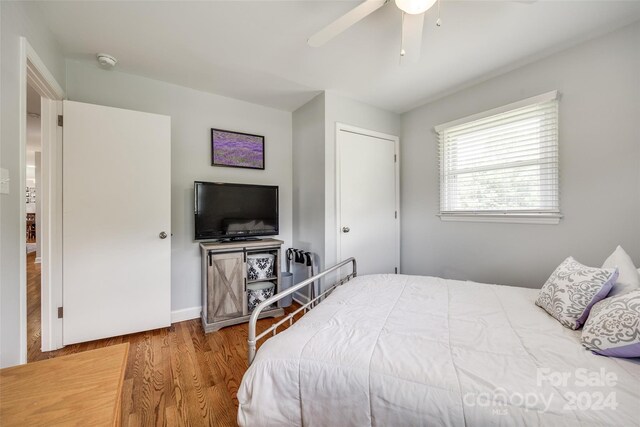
[435,91,562,225]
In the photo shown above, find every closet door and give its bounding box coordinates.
[209,252,246,322]
[337,126,399,275]
[62,100,171,345]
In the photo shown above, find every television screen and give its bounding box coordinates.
[194,182,279,240]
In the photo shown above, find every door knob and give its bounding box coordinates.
[342,227,350,233]
[159,231,168,239]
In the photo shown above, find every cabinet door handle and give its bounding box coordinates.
[342,227,350,233]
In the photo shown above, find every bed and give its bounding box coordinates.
[238,265,640,426]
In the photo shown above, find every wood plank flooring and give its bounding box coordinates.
[26,252,301,426]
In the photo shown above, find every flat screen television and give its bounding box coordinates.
[194,181,279,240]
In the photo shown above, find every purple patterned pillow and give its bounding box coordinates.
[535,257,618,330]
[581,290,640,358]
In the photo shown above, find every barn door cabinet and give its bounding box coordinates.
[200,239,284,333]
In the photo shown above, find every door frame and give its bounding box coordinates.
[19,37,65,361]
[335,123,401,273]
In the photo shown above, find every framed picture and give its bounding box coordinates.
[211,128,265,170]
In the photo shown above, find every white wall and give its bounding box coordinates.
[292,93,325,295]
[401,22,640,288]
[65,60,293,317]
[323,91,401,268]
[35,152,42,261]
[292,90,400,290]
[1,1,67,367]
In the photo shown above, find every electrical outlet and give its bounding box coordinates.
[0,168,9,194]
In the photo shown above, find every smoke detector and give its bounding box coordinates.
[96,53,117,68]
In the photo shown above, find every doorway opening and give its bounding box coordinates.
[25,83,42,361]
[19,37,66,363]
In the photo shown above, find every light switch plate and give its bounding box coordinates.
[0,168,10,194]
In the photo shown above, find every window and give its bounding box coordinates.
[435,91,561,224]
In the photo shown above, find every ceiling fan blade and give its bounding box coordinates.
[400,12,425,65]
[308,0,388,47]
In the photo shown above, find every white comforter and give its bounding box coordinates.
[238,274,640,426]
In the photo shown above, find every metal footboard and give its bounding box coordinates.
[247,257,357,365]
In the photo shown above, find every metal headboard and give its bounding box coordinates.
[247,257,357,365]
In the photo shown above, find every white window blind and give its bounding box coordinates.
[436,91,561,223]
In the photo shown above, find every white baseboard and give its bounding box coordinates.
[171,306,201,324]
[35,257,42,264]
[172,295,311,324]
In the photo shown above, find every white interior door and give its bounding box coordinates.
[338,126,399,275]
[62,100,171,345]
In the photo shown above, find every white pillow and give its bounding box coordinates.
[602,246,640,297]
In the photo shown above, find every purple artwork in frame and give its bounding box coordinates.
[211,128,265,170]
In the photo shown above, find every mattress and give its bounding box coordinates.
[237,274,640,426]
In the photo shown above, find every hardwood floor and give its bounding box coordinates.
[26,252,301,426]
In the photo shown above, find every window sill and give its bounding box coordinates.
[438,213,562,225]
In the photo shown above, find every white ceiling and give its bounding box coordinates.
[37,1,640,113]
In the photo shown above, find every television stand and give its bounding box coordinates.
[200,238,285,333]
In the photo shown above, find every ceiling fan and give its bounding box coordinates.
[308,0,440,65]
[308,0,535,64]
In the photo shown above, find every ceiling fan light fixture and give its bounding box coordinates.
[395,0,437,15]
